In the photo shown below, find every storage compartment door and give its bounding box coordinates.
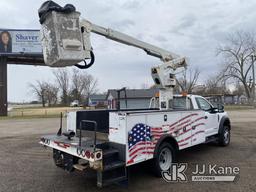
[126,115,148,165]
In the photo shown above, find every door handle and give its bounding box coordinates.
[164,115,167,122]
[204,116,208,119]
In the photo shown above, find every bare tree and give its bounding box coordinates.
[45,83,59,106]
[29,80,47,107]
[204,73,230,95]
[29,81,59,107]
[205,75,221,95]
[70,69,98,105]
[217,31,256,102]
[176,67,200,93]
[30,68,98,107]
[232,81,245,98]
[70,68,86,102]
[53,69,70,105]
[83,73,98,105]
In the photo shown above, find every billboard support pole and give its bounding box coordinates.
[0,57,7,116]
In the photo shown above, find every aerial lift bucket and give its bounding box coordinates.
[40,8,90,67]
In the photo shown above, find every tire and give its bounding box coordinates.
[218,125,230,146]
[53,149,64,167]
[53,149,78,172]
[153,142,176,177]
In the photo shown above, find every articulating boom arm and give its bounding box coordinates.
[81,19,186,65]
[80,19,187,110]
[89,21,177,62]
[39,6,187,110]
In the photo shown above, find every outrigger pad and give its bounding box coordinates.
[38,1,76,24]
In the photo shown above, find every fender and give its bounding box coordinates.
[153,134,179,158]
[218,116,231,135]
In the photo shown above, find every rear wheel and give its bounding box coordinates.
[218,125,230,146]
[53,149,64,167]
[53,149,78,172]
[153,142,176,177]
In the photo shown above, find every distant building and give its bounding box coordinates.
[88,94,107,107]
[236,95,248,104]
[106,88,159,109]
[204,94,248,105]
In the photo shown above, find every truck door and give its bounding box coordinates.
[190,110,206,146]
[195,97,219,137]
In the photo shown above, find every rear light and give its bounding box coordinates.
[90,152,94,159]
[81,149,85,157]
[85,151,90,158]
[41,138,50,144]
[96,152,101,159]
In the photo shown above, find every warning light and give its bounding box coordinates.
[181,91,188,96]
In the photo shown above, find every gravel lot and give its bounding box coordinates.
[0,110,255,192]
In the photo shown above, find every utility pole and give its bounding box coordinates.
[251,55,255,106]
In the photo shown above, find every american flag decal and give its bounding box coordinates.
[127,123,158,164]
[128,123,152,149]
[127,113,206,165]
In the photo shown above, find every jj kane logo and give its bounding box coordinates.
[162,163,188,182]
[162,163,240,182]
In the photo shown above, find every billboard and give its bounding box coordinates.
[0,29,42,55]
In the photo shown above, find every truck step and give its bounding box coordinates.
[73,163,88,171]
[104,160,126,171]
[97,159,127,187]
[97,176,127,187]
[103,148,119,157]
[103,148,120,165]
[205,135,218,143]
[97,143,127,187]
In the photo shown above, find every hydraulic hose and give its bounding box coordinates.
[75,51,95,69]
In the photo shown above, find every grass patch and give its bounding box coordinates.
[224,105,255,111]
[1,105,254,120]
[1,106,84,120]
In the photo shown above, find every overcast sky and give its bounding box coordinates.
[1,0,256,102]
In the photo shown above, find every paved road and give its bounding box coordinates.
[0,110,255,192]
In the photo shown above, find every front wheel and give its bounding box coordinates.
[153,142,176,177]
[218,126,230,146]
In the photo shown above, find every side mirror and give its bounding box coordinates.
[210,107,219,113]
[217,104,224,112]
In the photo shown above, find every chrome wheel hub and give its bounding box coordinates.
[159,147,172,171]
[224,128,230,144]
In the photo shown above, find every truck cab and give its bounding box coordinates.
[173,94,227,138]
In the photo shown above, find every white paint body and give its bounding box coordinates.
[64,95,227,166]
[108,110,207,165]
